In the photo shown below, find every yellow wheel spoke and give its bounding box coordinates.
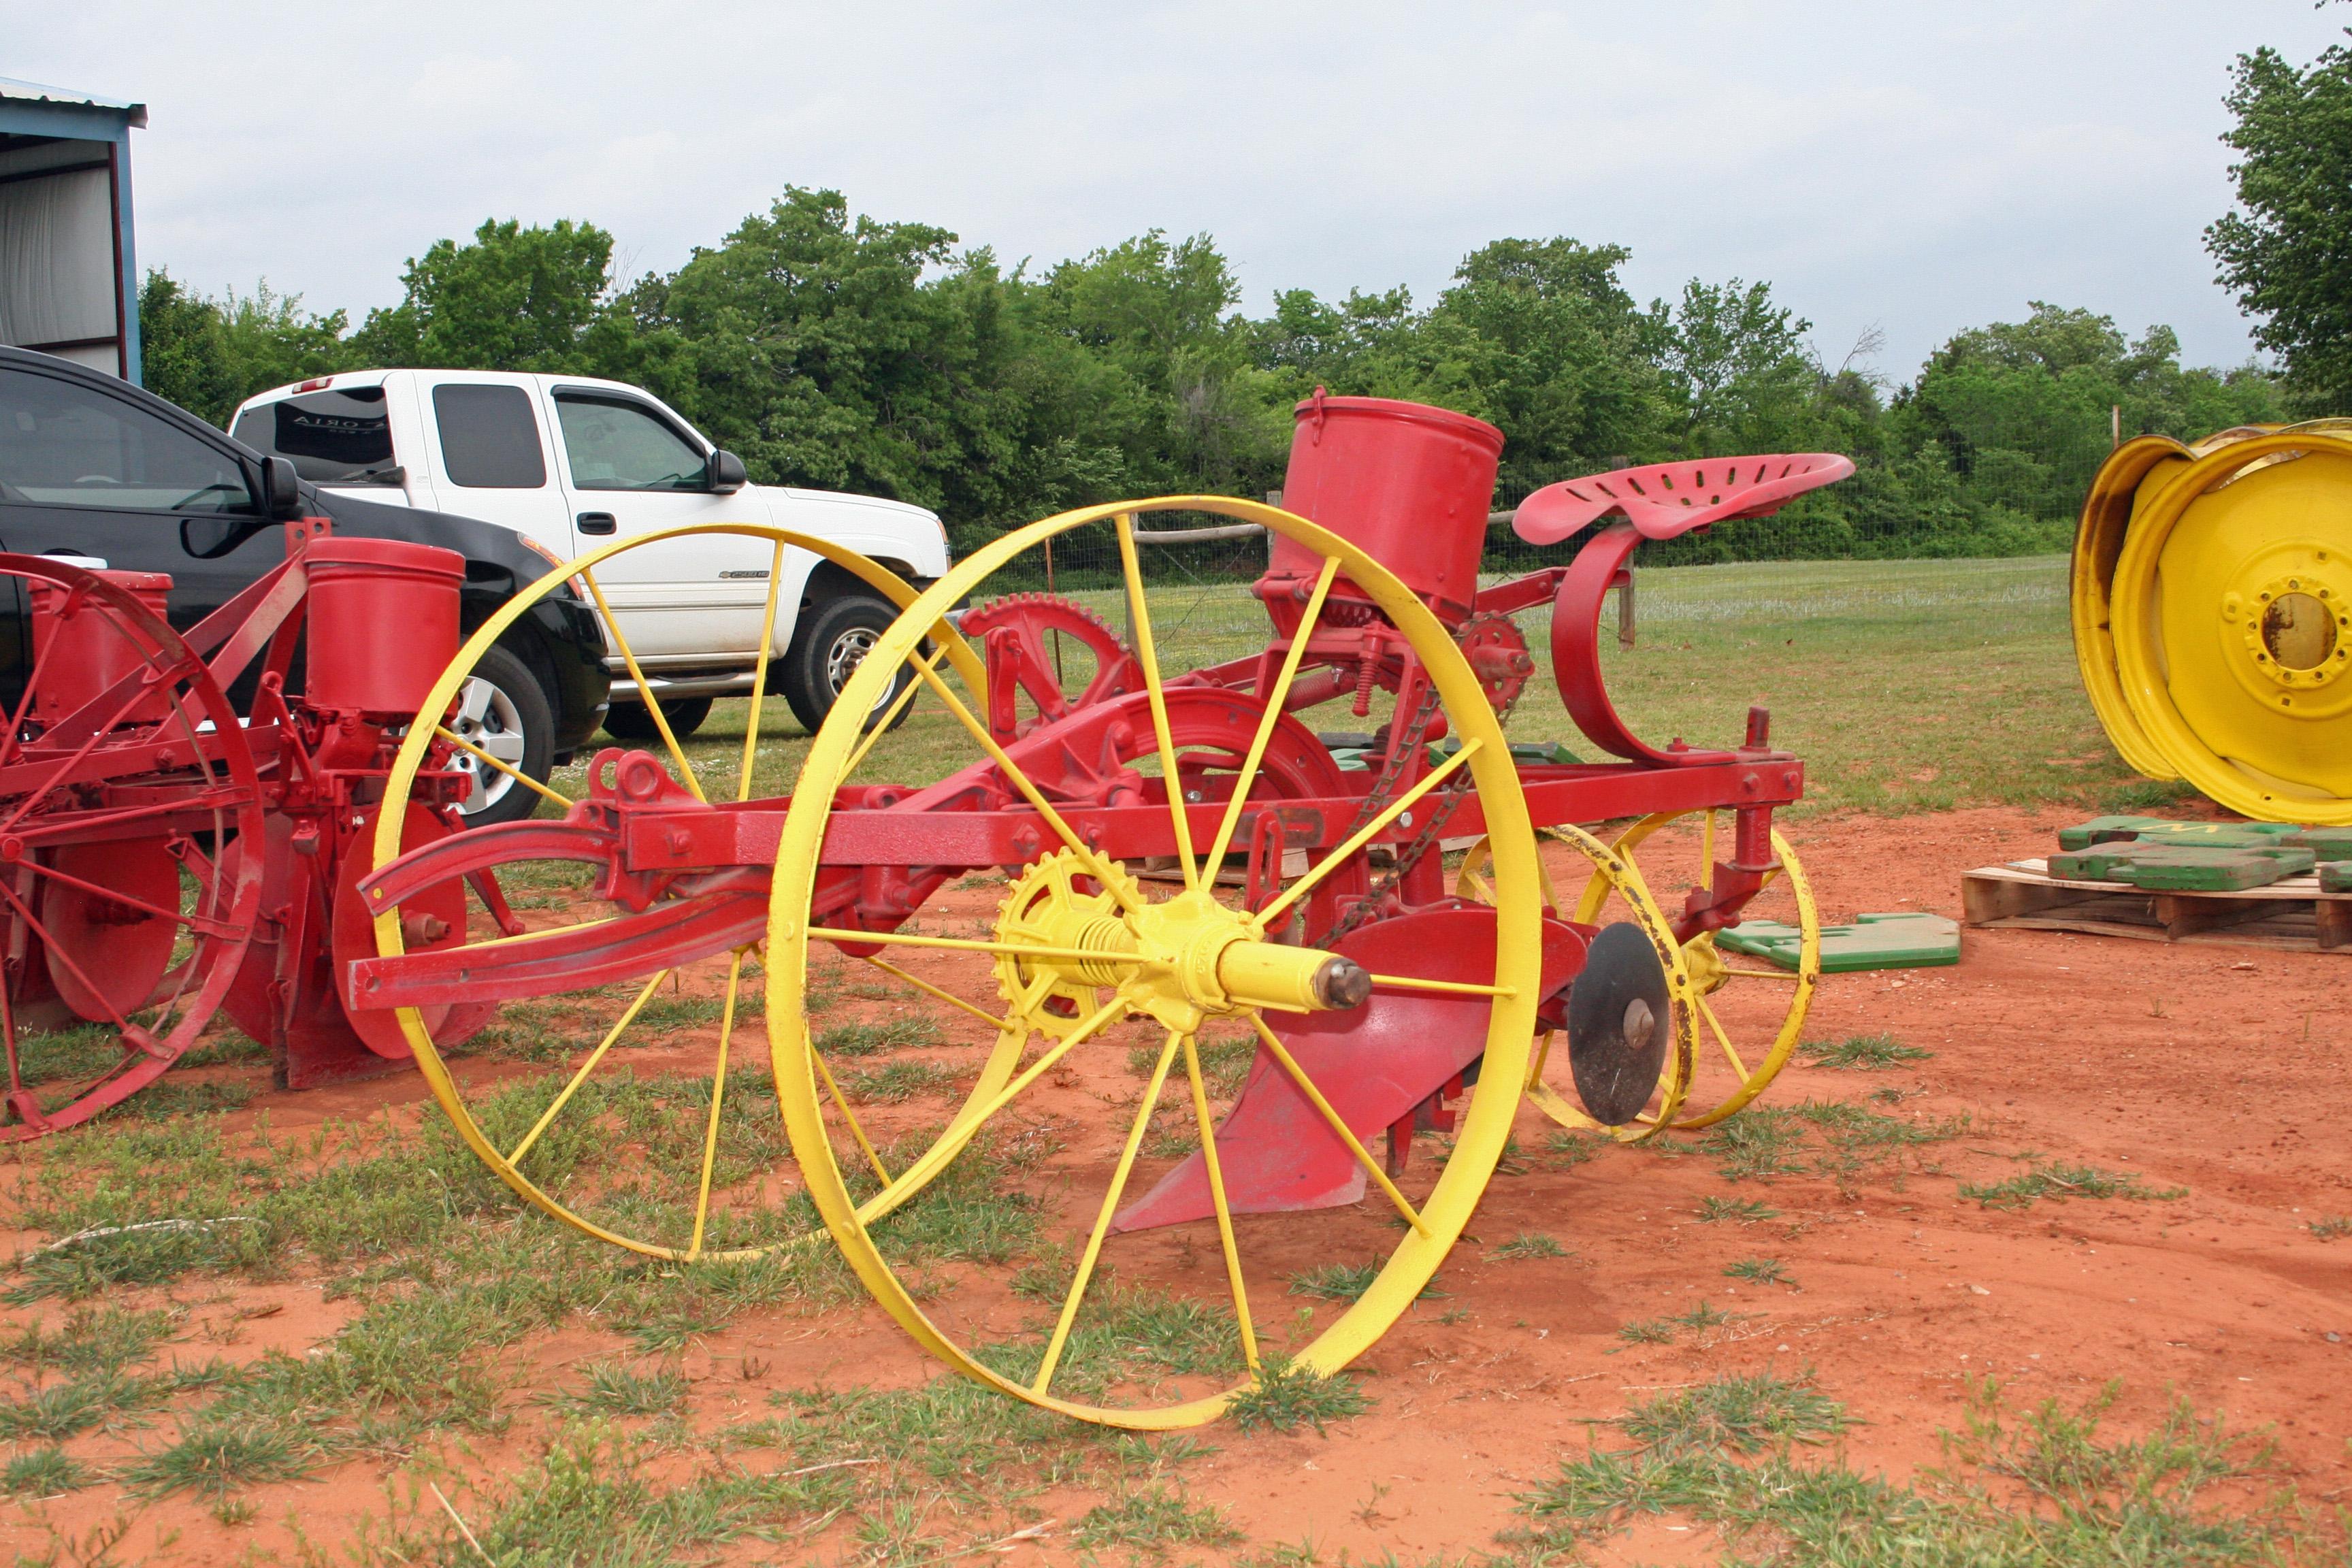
[1700,808,1716,891]
[507,970,668,1165]
[1034,1030,1180,1394]
[1114,513,1199,889]
[1695,995,1751,1081]
[1526,1028,1557,1089]
[813,1045,894,1186]
[859,955,1013,1030]
[1201,555,1340,875]
[905,655,1139,907]
[1256,738,1483,928]
[735,539,788,802]
[435,725,573,809]
[1181,1030,1258,1372]
[840,643,947,780]
[1246,1013,1428,1237]
[582,567,706,802]
[1368,973,1516,999]
[687,953,745,1259]
[807,926,1146,965]
[854,997,1126,1226]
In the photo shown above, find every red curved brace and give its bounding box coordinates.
[353,819,619,915]
[1552,523,1732,766]
[1513,453,1855,545]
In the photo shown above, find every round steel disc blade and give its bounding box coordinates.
[1567,921,1669,1126]
[42,840,182,1023]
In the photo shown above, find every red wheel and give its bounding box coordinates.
[0,557,266,1139]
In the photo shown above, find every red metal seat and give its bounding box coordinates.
[1512,453,1855,544]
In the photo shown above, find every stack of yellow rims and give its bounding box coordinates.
[2075,420,2352,823]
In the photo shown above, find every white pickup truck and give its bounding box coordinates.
[230,369,950,785]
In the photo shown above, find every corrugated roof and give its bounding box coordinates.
[0,78,146,125]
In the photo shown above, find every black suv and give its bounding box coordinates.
[0,346,608,824]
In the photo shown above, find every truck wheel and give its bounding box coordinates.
[780,593,916,734]
[449,643,555,828]
[602,695,713,742]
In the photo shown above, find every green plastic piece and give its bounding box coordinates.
[2056,815,2176,850]
[1427,736,1582,766]
[2117,845,2314,891]
[2126,822,2298,849]
[1717,911,1961,973]
[2321,862,2352,894]
[2048,844,2142,881]
[2286,826,2352,859]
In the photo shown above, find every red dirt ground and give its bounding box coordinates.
[4,803,2348,1564]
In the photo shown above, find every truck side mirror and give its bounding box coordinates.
[706,449,747,495]
[260,455,304,519]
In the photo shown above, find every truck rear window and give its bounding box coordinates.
[231,388,396,484]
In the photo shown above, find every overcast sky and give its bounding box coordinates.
[13,1,2345,382]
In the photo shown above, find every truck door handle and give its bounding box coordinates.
[576,512,617,536]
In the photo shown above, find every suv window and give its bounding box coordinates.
[0,367,254,514]
[231,387,396,484]
[555,394,707,491]
[434,384,548,488]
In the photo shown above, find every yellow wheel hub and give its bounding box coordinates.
[1682,930,1727,996]
[996,849,1367,1039]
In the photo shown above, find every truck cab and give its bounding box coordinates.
[230,370,951,736]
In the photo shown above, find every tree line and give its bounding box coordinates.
[140,193,2286,562]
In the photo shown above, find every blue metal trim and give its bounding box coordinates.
[0,102,135,142]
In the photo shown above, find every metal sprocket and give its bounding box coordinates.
[960,592,1142,739]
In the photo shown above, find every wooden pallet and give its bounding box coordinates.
[1963,858,2352,953]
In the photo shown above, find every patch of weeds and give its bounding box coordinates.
[1492,1232,1566,1260]
[2308,1215,2352,1241]
[1694,1196,1779,1224]
[817,1016,946,1057]
[3,1306,177,1375]
[1703,1107,1808,1181]
[1131,1031,1256,1097]
[1226,1358,1370,1436]
[122,1416,325,1498]
[1543,1129,1609,1167]
[114,1080,258,1120]
[0,1369,169,1440]
[1285,1262,1442,1303]
[979,1288,1245,1396]
[1618,1318,1676,1345]
[1510,1374,2298,1562]
[210,1494,259,1526]
[546,1360,689,1417]
[1074,1483,1244,1552]
[0,1446,93,1495]
[1959,1162,2187,1211]
[1621,1371,1850,1454]
[1802,1032,1931,1069]
[1795,1098,1956,1149]
[840,1059,962,1102]
[1667,1301,1739,1332]
[1722,1257,1790,1286]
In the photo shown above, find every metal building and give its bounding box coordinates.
[0,78,145,381]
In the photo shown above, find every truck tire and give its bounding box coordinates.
[450,642,556,828]
[602,695,713,742]
[780,592,916,734]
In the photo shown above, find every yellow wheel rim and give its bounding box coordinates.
[765,496,1544,1427]
[371,523,983,1261]
[2111,431,2352,822]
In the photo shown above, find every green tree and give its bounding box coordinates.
[136,271,351,426]
[353,218,617,372]
[1654,278,1818,454]
[2208,42,2352,412]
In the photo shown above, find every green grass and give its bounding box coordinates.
[545,1360,690,1417]
[838,1060,963,1102]
[817,1015,947,1057]
[2308,1215,2352,1241]
[1959,1161,2188,1211]
[0,1369,170,1439]
[1724,1256,1791,1286]
[122,1416,325,1498]
[1802,1032,1933,1069]
[3,1307,177,1374]
[1225,1359,1371,1436]
[0,1446,92,1496]
[1694,1196,1780,1224]
[1492,1232,1567,1260]
[1512,1373,2302,1561]
[1618,1318,1676,1345]
[1074,1483,1244,1552]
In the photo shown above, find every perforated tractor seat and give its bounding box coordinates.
[1512,453,1855,544]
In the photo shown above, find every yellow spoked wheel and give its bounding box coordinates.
[372,523,985,1261]
[766,497,1545,1428]
[2109,430,2352,823]
[1455,825,1701,1141]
